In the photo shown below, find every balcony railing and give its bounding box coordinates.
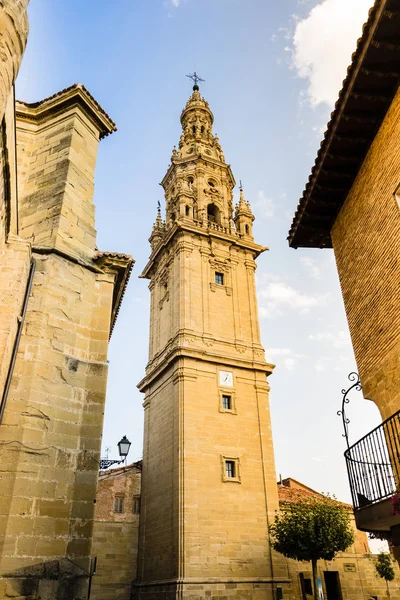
[344,409,400,510]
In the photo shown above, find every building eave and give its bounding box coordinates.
[16,83,117,139]
[93,251,135,337]
[288,0,400,249]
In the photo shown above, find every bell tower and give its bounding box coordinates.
[136,82,281,600]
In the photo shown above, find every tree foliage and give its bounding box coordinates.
[270,493,355,562]
[375,552,395,582]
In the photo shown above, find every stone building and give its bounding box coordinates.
[90,467,400,600]
[0,2,133,597]
[136,81,281,600]
[288,0,400,555]
[91,462,142,600]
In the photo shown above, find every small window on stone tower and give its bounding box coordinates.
[222,457,241,482]
[192,125,197,134]
[201,126,205,134]
[222,395,231,410]
[188,176,194,186]
[225,461,235,478]
[215,272,224,286]
[114,496,124,513]
[185,205,190,217]
[245,224,249,235]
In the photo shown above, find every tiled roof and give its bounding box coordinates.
[288,0,400,248]
[277,477,352,508]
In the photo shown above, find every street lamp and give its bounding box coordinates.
[99,435,131,470]
[117,435,131,462]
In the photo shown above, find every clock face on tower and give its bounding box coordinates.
[219,370,233,387]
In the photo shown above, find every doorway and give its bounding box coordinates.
[323,571,342,600]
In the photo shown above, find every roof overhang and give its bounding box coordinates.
[93,251,134,337]
[288,0,400,249]
[16,83,117,140]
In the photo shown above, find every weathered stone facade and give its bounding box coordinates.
[0,4,134,596]
[91,463,141,600]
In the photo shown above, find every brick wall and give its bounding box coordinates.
[91,465,141,600]
[331,88,400,419]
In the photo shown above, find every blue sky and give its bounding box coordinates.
[17,0,378,504]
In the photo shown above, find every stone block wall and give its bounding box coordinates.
[0,82,133,597]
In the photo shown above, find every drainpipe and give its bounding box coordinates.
[0,258,35,424]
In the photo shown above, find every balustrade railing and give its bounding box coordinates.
[344,409,400,509]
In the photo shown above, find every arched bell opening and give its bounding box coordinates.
[207,203,220,224]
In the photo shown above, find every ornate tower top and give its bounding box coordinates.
[142,81,265,274]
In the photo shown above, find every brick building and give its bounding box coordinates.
[288,0,400,555]
[0,2,133,597]
[91,462,142,600]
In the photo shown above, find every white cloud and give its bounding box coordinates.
[259,280,328,317]
[292,0,373,106]
[300,256,321,279]
[171,0,181,5]
[309,330,351,349]
[266,347,305,370]
[254,190,274,219]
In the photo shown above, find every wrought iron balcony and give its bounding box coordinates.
[344,409,400,516]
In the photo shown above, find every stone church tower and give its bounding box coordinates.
[136,84,281,600]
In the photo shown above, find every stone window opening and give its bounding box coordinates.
[208,180,215,188]
[132,496,141,514]
[188,176,194,186]
[192,125,197,134]
[185,205,190,217]
[113,496,124,513]
[226,460,235,478]
[207,203,220,224]
[222,395,231,410]
[201,126,205,134]
[221,456,241,482]
[245,224,249,235]
[215,272,224,286]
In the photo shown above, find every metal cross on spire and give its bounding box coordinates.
[186,72,205,88]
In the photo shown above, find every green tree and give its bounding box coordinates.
[270,493,354,600]
[375,552,395,597]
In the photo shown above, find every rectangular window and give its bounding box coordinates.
[225,460,235,478]
[222,395,231,410]
[113,497,124,513]
[215,272,224,285]
[132,497,141,514]
[304,579,313,596]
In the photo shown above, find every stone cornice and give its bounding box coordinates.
[93,251,135,337]
[138,343,274,392]
[16,83,117,140]
[140,222,268,279]
[160,155,235,189]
